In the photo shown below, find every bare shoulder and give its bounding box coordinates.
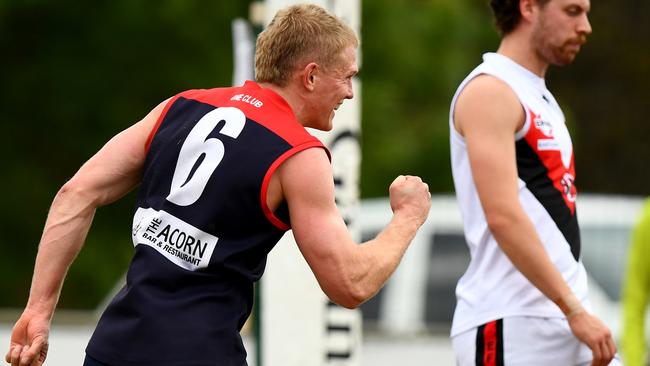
[454,74,523,136]
[271,147,336,225]
[280,147,333,194]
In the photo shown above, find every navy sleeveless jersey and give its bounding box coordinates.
[86,81,327,366]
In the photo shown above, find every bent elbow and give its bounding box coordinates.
[336,293,364,309]
[330,295,362,310]
[326,283,371,309]
[484,210,516,236]
[336,300,360,310]
[57,178,100,208]
[59,179,85,199]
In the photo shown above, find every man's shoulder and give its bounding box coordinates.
[453,57,518,111]
[456,74,519,111]
[453,73,523,135]
[464,73,513,94]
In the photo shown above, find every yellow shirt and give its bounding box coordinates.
[622,198,650,366]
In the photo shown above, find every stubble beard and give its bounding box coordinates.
[533,21,586,67]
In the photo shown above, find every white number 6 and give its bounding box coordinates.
[166,107,246,206]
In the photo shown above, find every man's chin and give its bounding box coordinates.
[307,121,333,132]
[555,47,582,65]
[324,112,335,131]
[317,123,333,132]
[550,53,577,67]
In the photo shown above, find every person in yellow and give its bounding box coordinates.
[622,198,650,366]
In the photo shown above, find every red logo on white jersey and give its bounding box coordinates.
[525,109,577,213]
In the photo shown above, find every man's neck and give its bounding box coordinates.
[258,82,309,127]
[497,32,548,78]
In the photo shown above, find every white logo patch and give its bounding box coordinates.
[532,111,573,169]
[537,139,560,151]
[132,207,218,271]
[230,94,263,108]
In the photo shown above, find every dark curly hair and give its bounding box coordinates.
[489,0,551,35]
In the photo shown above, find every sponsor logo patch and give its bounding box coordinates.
[132,207,218,271]
[534,115,554,137]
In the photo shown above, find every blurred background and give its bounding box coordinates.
[1,0,648,365]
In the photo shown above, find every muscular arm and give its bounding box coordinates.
[26,101,165,315]
[455,74,615,365]
[6,99,168,366]
[277,148,430,309]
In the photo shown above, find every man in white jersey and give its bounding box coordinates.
[449,0,620,365]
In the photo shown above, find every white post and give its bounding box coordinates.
[259,1,362,365]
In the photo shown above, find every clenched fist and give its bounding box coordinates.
[388,175,431,227]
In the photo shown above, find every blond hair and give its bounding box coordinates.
[255,4,358,86]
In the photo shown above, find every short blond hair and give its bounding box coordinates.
[255,4,358,86]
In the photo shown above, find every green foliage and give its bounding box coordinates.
[360,0,498,196]
[0,0,250,308]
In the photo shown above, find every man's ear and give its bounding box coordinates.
[520,0,536,22]
[302,62,319,91]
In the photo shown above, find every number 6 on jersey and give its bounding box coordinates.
[167,107,246,206]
